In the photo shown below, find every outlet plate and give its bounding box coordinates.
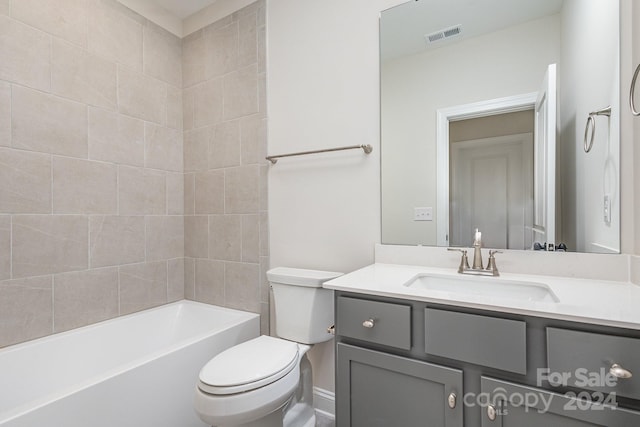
[414,207,433,221]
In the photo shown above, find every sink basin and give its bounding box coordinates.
[403,273,559,303]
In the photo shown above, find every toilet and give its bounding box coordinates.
[194,267,342,427]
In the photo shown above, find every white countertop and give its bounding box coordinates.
[323,263,640,330]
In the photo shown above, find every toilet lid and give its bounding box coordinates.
[199,336,299,394]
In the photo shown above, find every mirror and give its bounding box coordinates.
[380,0,620,253]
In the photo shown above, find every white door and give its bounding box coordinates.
[450,134,533,249]
[532,63,557,249]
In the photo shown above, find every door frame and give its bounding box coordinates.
[436,92,538,246]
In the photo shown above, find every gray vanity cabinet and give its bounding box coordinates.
[480,377,640,427]
[334,291,640,427]
[337,343,463,427]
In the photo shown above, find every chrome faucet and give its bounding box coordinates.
[448,229,501,276]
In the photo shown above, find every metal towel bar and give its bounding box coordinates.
[265,144,373,164]
[583,106,611,153]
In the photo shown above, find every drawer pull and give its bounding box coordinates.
[447,392,457,409]
[362,318,375,328]
[610,363,633,379]
[487,404,497,421]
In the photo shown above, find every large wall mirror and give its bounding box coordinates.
[381,0,621,253]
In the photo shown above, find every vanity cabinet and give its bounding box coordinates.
[334,292,640,427]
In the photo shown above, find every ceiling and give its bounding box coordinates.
[380,0,564,61]
[147,0,218,19]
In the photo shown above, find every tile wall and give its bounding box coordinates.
[182,1,269,334]
[0,0,266,348]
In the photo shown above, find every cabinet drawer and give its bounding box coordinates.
[547,327,640,400]
[425,308,527,374]
[336,296,411,350]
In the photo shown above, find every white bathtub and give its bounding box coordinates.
[0,300,260,427]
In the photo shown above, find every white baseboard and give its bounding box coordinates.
[313,387,335,419]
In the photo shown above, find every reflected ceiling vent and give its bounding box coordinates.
[425,25,462,44]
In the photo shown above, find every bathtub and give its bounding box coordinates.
[0,300,260,427]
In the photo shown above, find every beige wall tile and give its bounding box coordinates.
[260,211,269,256]
[145,123,183,172]
[0,0,9,15]
[184,257,195,300]
[258,72,266,116]
[167,172,184,215]
[0,82,9,147]
[119,261,168,315]
[225,165,259,213]
[12,86,88,158]
[260,164,268,211]
[118,68,167,125]
[183,86,195,131]
[182,30,206,88]
[195,170,224,214]
[53,267,118,332]
[225,261,260,312]
[209,214,241,261]
[195,258,224,305]
[185,215,208,258]
[90,216,145,268]
[257,21,266,74]
[0,15,51,91]
[0,147,51,213]
[205,21,238,78]
[166,85,183,130]
[53,157,117,214]
[0,276,52,347]
[223,64,258,120]
[238,12,257,68]
[146,216,184,261]
[87,0,143,71]
[12,0,87,47]
[0,216,9,280]
[240,115,267,165]
[88,107,144,166]
[168,258,185,302]
[52,39,117,111]
[242,214,260,263]
[210,120,241,169]
[184,173,195,215]
[118,165,166,215]
[259,256,269,303]
[12,215,88,278]
[143,23,182,88]
[184,127,210,172]
[194,78,224,128]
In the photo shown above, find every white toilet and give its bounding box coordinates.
[194,267,342,427]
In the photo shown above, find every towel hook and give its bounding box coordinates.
[583,106,611,153]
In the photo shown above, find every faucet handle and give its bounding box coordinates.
[486,250,502,275]
[448,248,470,273]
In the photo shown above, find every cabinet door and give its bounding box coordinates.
[336,343,463,427]
[481,377,640,427]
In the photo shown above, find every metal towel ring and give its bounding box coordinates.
[630,63,640,116]
[583,106,611,153]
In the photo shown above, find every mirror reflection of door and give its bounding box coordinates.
[449,112,534,249]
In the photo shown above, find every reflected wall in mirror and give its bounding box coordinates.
[380,0,620,253]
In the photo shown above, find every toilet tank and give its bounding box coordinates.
[267,267,342,344]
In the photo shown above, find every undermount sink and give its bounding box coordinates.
[403,273,559,303]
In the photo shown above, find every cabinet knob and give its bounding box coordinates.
[447,392,457,409]
[487,404,497,421]
[610,363,633,379]
[362,318,375,328]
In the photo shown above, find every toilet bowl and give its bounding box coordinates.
[194,268,342,427]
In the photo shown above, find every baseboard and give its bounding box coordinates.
[313,387,335,419]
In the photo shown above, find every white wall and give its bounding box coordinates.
[381,14,561,245]
[267,0,404,392]
[559,0,620,253]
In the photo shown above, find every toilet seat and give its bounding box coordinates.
[198,336,299,395]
